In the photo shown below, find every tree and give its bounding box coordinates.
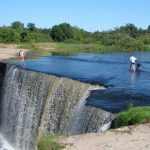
[0,28,20,43]
[72,27,86,42]
[11,21,24,29]
[119,23,139,38]
[41,28,51,34]
[147,25,150,33]
[27,23,36,31]
[50,23,74,41]
[20,31,30,42]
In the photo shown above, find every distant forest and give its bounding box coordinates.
[1,21,150,50]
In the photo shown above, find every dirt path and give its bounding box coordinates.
[59,123,150,150]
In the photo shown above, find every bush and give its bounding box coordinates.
[38,134,64,150]
[112,106,150,128]
[0,28,20,43]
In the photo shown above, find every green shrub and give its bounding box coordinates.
[112,106,150,128]
[38,134,64,150]
[143,44,150,50]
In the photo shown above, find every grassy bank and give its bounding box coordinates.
[52,43,123,55]
[18,43,56,59]
[0,42,143,62]
[18,42,150,56]
[17,42,132,57]
[38,134,64,150]
[112,106,150,128]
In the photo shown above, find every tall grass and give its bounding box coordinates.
[18,43,53,60]
[18,43,57,51]
[18,43,40,50]
[112,106,150,128]
[18,42,150,58]
[144,44,150,51]
[18,43,122,55]
[52,43,122,55]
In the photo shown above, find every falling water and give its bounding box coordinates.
[0,63,114,150]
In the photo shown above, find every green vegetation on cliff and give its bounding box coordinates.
[112,106,150,128]
[38,134,64,150]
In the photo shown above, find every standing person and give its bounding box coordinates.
[130,54,137,64]
[130,54,137,71]
[19,50,25,66]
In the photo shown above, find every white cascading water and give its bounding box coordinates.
[0,65,51,150]
[0,134,15,150]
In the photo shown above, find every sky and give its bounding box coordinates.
[1,0,150,32]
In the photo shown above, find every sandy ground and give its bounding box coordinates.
[60,123,150,150]
[0,44,29,61]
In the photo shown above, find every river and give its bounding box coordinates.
[14,51,150,112]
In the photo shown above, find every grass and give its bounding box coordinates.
[52,43,122,55]
[18,43,54,60]
[17,42,150,57]
[18,43,40,50]
[143,44,150,51]
[18,43,56,51]
[38,134,65,150]
[18,42,123,57]
[112,106,150,128]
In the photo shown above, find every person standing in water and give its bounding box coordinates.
[19,50,25,66]
[130,54,137,64]
[130,54,137,71]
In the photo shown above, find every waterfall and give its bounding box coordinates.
[0,64,51,150]
[0,63,115,150]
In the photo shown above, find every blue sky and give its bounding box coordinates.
[1,0,150,32]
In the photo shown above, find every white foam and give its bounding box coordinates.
[0,134,15,150]
[98,122,112,132]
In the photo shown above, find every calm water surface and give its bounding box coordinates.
[14,51,150,112]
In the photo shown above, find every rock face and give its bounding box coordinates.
[0,63,115,150]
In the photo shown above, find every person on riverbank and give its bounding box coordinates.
[19,50,25,66]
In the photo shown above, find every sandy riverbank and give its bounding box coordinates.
[60,123,150,150]
[0,44,29,61]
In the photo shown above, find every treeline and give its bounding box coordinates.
[1,21,150,50]
[0,21,51,43]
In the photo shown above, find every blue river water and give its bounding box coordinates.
[14,51,150,112]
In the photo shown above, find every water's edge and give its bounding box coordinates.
[0,62,115,150]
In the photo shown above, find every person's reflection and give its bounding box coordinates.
[130,72,136,84]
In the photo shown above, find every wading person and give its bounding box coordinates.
[130,54,137,71]
[19,50,25,66]
[136,63,143,71]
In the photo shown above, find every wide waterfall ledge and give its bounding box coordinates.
[0,62,115,150]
